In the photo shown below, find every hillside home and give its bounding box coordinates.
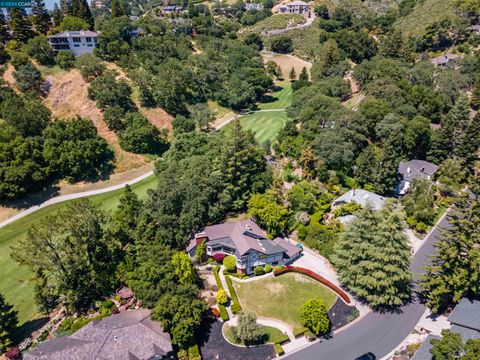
[412,299,480,360]
[161,5,183,15]
[48,30,98,56]
[187,219,302,275]
[24,309,174,360]
[279,0,310,15]
[397,159,438,195]
[332,189,386,211]
[431,53,459,67]
[245,2,264,10]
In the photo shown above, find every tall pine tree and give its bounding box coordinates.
[52,3,64,27]
[0,292,18,352]
[111,0,127,18]
[420,177,480,313]
[332,201,412,307]
[8,8,34,43]
[60,0,72,15]
[71,0,94,28]
[31,0,51,34]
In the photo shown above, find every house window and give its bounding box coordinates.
[87,44,93,47]
[74,44,80,47]
[72,37,81,43]
[259,254,266,260]
[85,37,92,42]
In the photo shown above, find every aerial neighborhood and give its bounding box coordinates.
[0,0,480,359]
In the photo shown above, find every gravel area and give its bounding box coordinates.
[197,318,275,360]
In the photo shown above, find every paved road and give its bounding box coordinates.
[283,213,449,360]
[262,13,316,36]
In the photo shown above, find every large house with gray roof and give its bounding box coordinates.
[412,299,480,360]
[332,189,386,211]
[24,309,173,360]
[397,159,438,195]
[187,219,302,275]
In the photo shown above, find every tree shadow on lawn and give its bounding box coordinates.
[12,317,50,343]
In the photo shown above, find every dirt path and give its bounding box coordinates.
[2,64,16,86]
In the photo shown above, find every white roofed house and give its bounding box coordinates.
[279,1,310,16]
[48,30,98,56]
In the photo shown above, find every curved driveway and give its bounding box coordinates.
[284,213,448,360]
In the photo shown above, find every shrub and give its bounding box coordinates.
[415,221,428,233]
[103,106,126,131]
[211,307,220,318]
[5,347,21,360]
[273,266,351,304]
[332,201,361,217]
[212,253,226,263]
[207,257,215,264]
[25,36,55,65]
[13,63,43,93]
[119,113,167,154]
[213,266,224,290]
[187,344,201,360]
[219,304,229,321]
[56,50,76,69]
[254,266,265,276]
[10,51,30,68]
[264,264,272,273]
[177,349,188,360]
[225,276,242,314]
[216,289,228,305]
[274,343,285,356]
[273,265,284,271]
[223,255,237,272]
[270,36,293,53]
[0,47,11,65]
[76,53,106,82]
[300,298,330,335]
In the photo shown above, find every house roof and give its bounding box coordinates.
[431,53,459,66]
[333,189,386,211]
[272,237,301,258]
[286,1,309,6]
[450,324,480,341]
[24,309,173,360]
[199,220,291,257]
[411,334,440,360]
[448,298,480,332]
[398,160,438,183]
[48,30,98,38]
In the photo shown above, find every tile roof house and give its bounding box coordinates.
[412,299,480,360]
[431,53,460,67]
[332,189,386,211]
[187,219,302,275]
[397,159,438,195]
[24,309,174,360]
[48,31,98,56]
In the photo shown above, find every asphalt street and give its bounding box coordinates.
[284,212,449,360]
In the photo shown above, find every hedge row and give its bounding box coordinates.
[274,343,284,356]
[213,266,224,290]
[188,344,201,360]
[219,304,229,321]
[273,266,351,304]
[225,275,242,314]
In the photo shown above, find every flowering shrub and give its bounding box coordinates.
[5,347,21,360]
[273,266,351,304]
[212,253,226,263]
[211,307,221,318]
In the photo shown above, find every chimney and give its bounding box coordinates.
[245,223,252,231]
[352,189,356,196]
[407,167,411,173]
[195,232,208,246]
[421,167,425,172]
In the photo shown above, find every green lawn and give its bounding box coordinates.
[0,175,157,326]
[258,83,292,110]
[240,111,288,145]
[224,324,289,345]
[234,272,337,329]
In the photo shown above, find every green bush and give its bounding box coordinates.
[56,50,76,69]
[273,265,284,271]
[219,304,229,321]
[103,106,126,131]
[223,255,237,272]
[225,275,242,314]
[187,344,201,360]
[254,266,265,276]
[264,264,272,273]
[332,201,361,217]
[274,343,285,356]
[216,289,228,305]
[177,349,188,360]
[213,266,224,290]
[293,326,308,338]
[415,221,428,233]
[76,53,106,82]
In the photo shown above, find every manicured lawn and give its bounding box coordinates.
[0,175,157,325]
[240,110,288,145]
[224,324,289,345]
[234,273,337,329]
[258,83,292,110]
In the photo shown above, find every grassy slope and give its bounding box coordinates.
[242,14,306,35]
[395,0,460,38]
[0,175,157,325]
[234,272,337,329]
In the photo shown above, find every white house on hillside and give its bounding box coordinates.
[48,30,98,56]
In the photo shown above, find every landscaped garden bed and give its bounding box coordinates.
[233,272,337,329]
[223,324,289,346]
